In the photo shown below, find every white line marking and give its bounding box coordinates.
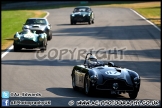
[1,11,50,59]
[130,8,161,31]
[44,11,49,18]
[1,46,13,58]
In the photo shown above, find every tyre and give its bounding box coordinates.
[71,20,73,25]
[92,20,94,24]
[49,30,52,40]
[73,21,76,25]
[72,73,78,90]
[129,91,138,99]
[88,20,91,25]
[84,74,94,96]
[44,41,47,51]
[13,44,21,52]
[47,30,52,40]
[40,40,47,51]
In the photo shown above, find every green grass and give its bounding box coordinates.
[1,1,160,50]
[1,10,46,50]
[94,1,161,29]
[135,7,161,28]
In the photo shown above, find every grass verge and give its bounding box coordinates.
[94,1,160,29]
[1,1,160,51]
[1,10,46,50]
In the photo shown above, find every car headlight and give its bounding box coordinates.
[90,75,98,83]
[133,77,140,84]
[20,37,24,41]
[39,37,44,41]
[71,14,75,17]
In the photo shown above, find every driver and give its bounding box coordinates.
[22,25,32,34]
[88,55,98,66]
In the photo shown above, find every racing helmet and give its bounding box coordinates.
[23,25,30,32]
[88,55,97,64]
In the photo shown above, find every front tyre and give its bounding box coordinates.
[13,44,21,52]
[92,20,94,24]
[129,91,138,99]
[88,20,91,25]
[47,30,52,41]
[71,20,73,25]
[84,74,94,96]
[40,40,47,51]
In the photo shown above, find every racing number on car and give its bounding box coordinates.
[105,70,121,75]
[24,34,33,38]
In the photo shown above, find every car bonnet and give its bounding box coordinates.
[94,66,133,85]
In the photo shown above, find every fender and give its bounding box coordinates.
[128,70,140,91]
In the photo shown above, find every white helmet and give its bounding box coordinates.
[23,25,30,32]
[88,55,97,64]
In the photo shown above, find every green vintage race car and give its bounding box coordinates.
[13,29,47,52]
[70,6,95,25]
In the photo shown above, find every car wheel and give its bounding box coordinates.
[129,91,138,99]
[44,41,47,51]
[84,74,94,96]
[72,73,78,90]
[92,20,94,24]
[71,20,73,25]
[40,40,47,51]
[49,30,52,40]
[73,21,76,25]
[88,20,91,25]
[47,30,52,41]
[13,44,21,52]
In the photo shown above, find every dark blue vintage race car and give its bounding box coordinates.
[70,6,95,25]
[71,52,140,99]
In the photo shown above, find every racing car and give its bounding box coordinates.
[70,6,95,25]
[71,52,140,99]
[23,18,52,40]
[13,25,47,52]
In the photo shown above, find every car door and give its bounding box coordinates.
[79,65,89,88]
[74,66,81,87]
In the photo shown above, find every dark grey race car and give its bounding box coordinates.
[23,18,52,40]
[71,52,140,99]
[70,6,95,25]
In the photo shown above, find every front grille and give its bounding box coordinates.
[32,26,39,28]
[96,79,133,91]
[20,40,37,45]
[74,15,88,21]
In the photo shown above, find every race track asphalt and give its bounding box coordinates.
[2,7,161,106]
